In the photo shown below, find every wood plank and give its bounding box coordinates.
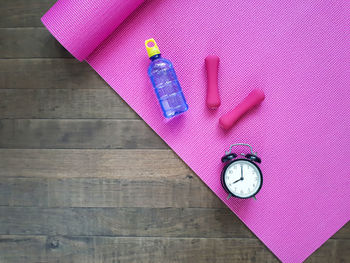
[0,28,72,58]
[0,149,189,179]
[0,179,348,239]
[0,89,138,119]
[0,207,253,238]
[334,239,350,263]
[0,235,47,263]
[0,59,106,89]
[47,178,223,208]
[0,235,280,263]
[0,178,48,207]
[0,119,166,149]
[0,205,347,242]
[0,177,224,209]
[1,235,348,263]
[0,0,54,28]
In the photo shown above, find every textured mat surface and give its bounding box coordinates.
[42,1,350,262]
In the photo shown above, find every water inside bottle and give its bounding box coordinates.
[145,39,188,118]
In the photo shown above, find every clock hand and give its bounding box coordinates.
[232,178,243,184]
[241,165,244,180]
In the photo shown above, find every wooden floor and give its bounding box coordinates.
[0,1,349,262]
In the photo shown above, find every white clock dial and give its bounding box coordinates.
[224,160,262,198]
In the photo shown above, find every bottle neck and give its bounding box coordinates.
[150,54,161,61]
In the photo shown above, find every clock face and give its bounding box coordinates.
[223,159,262,198]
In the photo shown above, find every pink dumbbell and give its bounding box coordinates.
[219,89,265,130]
[205,55,221,109]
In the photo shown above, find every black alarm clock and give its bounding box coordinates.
[221,143,263,200]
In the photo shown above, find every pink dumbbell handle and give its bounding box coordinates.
[219,89,265,130]
[205,55,221,109]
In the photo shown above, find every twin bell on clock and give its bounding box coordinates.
[221,143,263,200]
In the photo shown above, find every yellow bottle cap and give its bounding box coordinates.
[145,38,161,58]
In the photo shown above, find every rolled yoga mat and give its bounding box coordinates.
[41,1,350,262]
[42,0,145,61]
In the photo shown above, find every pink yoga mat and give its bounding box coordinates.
[42,1,350,262]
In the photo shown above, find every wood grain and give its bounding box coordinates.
[0,235,280,263]
[0,0,54,28]
[0,28,72,58]
[0,149,190,179]
[0,178,348,240]
[0,119,166,149]
[0,59,106,89]
[1,235,348,263]
[333,240,350,263]
[0,177,224,209]
[0,178,48,207]
[0,89,138,119]
[0,207,252,238]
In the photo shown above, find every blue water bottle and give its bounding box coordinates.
[145,38,188,118]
